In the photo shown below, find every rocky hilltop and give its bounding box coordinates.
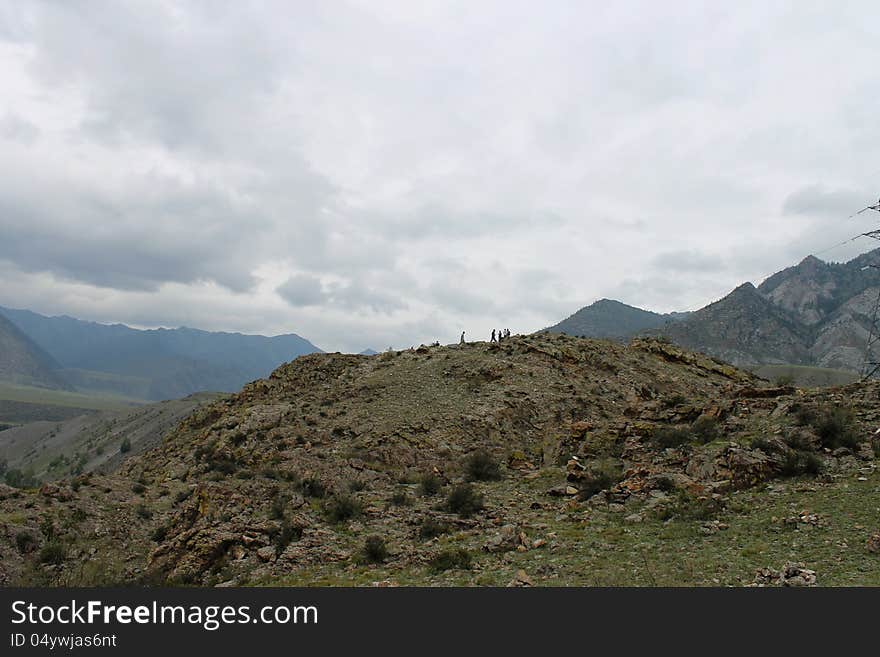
[0,334,878,587]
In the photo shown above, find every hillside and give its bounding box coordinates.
[0,307,323,400]
[0,392,225,484]
[0,314,71,391]
[0,333,877,587]
[545,299,681,339]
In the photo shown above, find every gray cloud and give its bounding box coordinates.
[1,1,879,351]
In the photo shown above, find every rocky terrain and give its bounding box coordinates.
[0,333,878,587]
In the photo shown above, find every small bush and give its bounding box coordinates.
[418,518,450,540]
[119,438,132,454]
[657,491,723,522]
[577,463,623,500]
[663,393,688,408]
[324,494,362,523]
[814,407,859,450]
[429,548,472,573]
[419,473,443,497]
[151,525,169,543]
[445,483,484,518]
[301,477,327,498]
[361,535,388,564]
[780,451,823,477]
[39,540,67,565]
[131,482,147,495]
[269,496,286,520]
[389,489,413,507]
[691,417,720,444]
[652,426,691,449]
[347,478,368,492]
[15,531,36,554]
[135,504,152,520]
[653,476,677,493]
[273,520,303,551]
[464,450,502,482]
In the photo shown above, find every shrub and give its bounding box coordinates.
[135,504,152,520]
[657,490,723,522]
[324,494,362,523]
[119,438,132,454]
[347,478,368,492]
[39,540,67,565]
[577,463,623,500]
[814,407,859,450]
[418,518,450,540]
[389,489,413,507]
[445,483,484,518]
[464,450,502,482]
[663,393,687,408]
[652,426,691,449]
[301,478,327,498]
[273,519,303,551]
[151,525,169,543]
[780,451,823,477]
[429,548,472,573]
[15,531,36,554]
[269,496,286,520]
[131,482,147,495]
[691,417,720,444]
[361,535,388,564]
[419,473,443,497]
[653,476,677,493]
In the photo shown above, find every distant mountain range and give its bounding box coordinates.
[546,249,880,373]
[0,307,322,400]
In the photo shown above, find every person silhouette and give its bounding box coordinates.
[491,329,496,343]
[460,331,466,344]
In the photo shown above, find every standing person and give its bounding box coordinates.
[491,329,496,343]
[505,328,511,339]
[460,331,466,344]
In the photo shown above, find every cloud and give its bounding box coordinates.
[1,1,879,352]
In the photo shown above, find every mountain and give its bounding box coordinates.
[0,307,323,400]
[359,348,379,356]
[545,298,684,339]
[0,333,877,587]
[0,314,71,391]
[547,249,880,373]
[656,251,880,372]
[655,282,814,366]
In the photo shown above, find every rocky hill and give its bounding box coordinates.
[0,334,877,587]
[545,298,682,339]
[0,314,71,391]
[0,307,323,400]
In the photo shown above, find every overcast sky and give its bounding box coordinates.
[1,1,879,352]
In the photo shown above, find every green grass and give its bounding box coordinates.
[0,382,145,411]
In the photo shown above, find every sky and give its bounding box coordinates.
[1,1,879,352]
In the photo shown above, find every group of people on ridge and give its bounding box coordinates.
[458,328,512,344]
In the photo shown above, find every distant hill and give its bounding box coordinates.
[0,314,71,391]
[359,348,379,356]
[544,298,685,339]
[0,307,323,400]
